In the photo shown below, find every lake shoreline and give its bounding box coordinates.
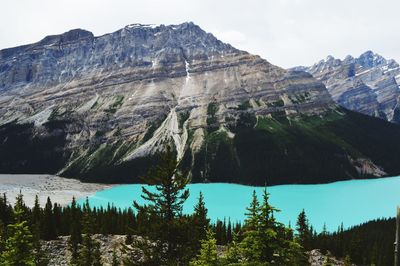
[0,174,111,207]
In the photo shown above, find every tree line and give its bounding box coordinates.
[0,148,394,265]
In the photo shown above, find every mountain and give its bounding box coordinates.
[294,51,400,123]
[2,23,400,185]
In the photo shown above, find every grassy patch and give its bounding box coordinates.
[267,99,284,107]
[206,102,219,133]
[236,100,252,110]
[178,111,190,129]
[104,95,124,114]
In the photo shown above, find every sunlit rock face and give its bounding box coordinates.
[296,51,400,123]
[2,23,400,185]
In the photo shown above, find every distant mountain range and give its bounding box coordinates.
[293,51,400,123]
[1,23,400,185]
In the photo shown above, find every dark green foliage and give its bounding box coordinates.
[190,229,219,266]
[4,107,400,186]
[129,147,192,265]
[296,209,311,250]
[68,197,82,265]
[62,140,159,184]
[0,122,69,174]
[189,108,400,185]
[191,192,210,251]
[236,100,252,110]
[178,110,190,129]
[207,102,219,133]
[0,194,34,266]
[32,196,49,266]
[192,120,239,183]
[77,199,102,266]
[238,189,305,265]
[311,218,395,266]
[0,193,13,227]
[0,189,395,265]
[104,95,124,114]
[226,232,241,264]
[42,197,56,240]
[267,99,285,107]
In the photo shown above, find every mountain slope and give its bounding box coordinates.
[1,23,400,185]
[294,51,400,123]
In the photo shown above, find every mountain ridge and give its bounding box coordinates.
[1,23,400,185]
[293,51,400,123]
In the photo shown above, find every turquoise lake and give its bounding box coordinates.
[78,176,400,232]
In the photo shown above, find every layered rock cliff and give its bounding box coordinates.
[1,23,400,185]
[295,51,400,123]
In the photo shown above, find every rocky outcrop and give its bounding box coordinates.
[42,236,351,266]
[2,24,400,185]
[295,51,400,123]
[42,234,143,266]
[308,250,353,266]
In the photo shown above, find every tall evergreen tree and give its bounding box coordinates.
[240,190,261,262]
[68,197,82,266]
[0,194,34,266]
[258,188,280,261]
[189,192,210,258]
[131,147,190,265]
[31,196,49,266]
[0,194,10,223]
[296,209,310,250]
[189,229,218,266]
[42,197,56,240]
[77,198,102,266]
[226,231,241,264]
[192,192,209,239]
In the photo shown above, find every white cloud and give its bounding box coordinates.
[210,30,246,46]
[1,0,399,68]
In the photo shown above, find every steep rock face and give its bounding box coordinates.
[296,51,400,122]
[1,24,400,185]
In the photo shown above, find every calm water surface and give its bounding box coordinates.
[78,176,400,232]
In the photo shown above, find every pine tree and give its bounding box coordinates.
[42,197,56,240]
[68,197,82,265]
[189,229,218,266]
[296,209,310,250]
[0,220,5,253]
[131,147,190,265]
[226,231,241,263]
[226,220,232,243]
[31,195,41,228]
[0,193,11,225]
[77,198,102,266]
[240,190,261,262]
[192,192,209,242]
[258,188,280,261]
[0,194,34,266]
[31,196,49,266]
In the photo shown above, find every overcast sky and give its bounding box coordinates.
[1,0,399,68]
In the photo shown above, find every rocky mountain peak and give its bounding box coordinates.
[356,50,387,68]
[298,50,400,123]
[7,22,400,186]
[38,28,94,45]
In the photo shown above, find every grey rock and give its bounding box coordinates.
[0,22,335,182]
[296,51,400,123]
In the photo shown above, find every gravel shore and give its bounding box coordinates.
[0,174,111,207]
